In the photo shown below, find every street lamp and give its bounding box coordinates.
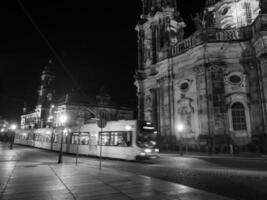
[176,123,185,156]
[9,124,17,149]
[58,114,68,164]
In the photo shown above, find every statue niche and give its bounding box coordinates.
[177,98,194,134]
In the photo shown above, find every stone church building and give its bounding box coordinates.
[135,0,267,153]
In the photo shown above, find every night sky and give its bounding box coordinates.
[1,0,206,122]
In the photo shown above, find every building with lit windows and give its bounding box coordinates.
[21,62,134,131]
[0,118,9,141]
[135,0,267,153]
[52,91,134,130]
[21,61,55,130]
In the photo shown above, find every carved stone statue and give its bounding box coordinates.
[177,97,194,133]
[166,11,186,45]
[203,8,215,28]
[181,107,192,131]
[191,13,204,30]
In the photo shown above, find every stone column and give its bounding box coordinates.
[258,57,267,152]
[243,60,264,148]
[194,63,215,153]
[194,65,209,139]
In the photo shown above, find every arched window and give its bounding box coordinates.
[232,102,247,131]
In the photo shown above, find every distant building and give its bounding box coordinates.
[21,61,55,129]
[52,91,134,129]
[0,117,10,141]
[21,62,134,130]
[135,0,267,153]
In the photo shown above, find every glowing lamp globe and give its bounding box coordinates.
[59,115,68,124]
[177,124,184,132]
[10,124,17,131]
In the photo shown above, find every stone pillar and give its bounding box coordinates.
[194,65,209,136]
[194,63,215,153]
[157,77,172,149]
[258,57,267,153]
[137,30,145,71]
[137,81,145,122]
[243,60,265,150]
[151,88,159,129]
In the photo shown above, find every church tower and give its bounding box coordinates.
[136,0,186,70]
[135,0,186,123]
[36,60,55,128]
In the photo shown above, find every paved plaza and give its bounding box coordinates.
[0,143,233,200]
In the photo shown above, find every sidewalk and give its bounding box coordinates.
[0,143,233,200]
[160,152,267,160]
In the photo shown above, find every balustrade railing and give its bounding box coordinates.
[169,15,267,57]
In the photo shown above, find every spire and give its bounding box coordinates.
[42,60,54,76]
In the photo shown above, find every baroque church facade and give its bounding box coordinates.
[135,0,267,153]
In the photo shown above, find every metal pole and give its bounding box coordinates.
[75,132,80,166]
[99,128,103,170]
[58,126,64,164]
[9,131,13,150]
[180,133,184,156]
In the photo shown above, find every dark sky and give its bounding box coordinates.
[1,0,206,121]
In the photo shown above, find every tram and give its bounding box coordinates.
[14,120,159,160]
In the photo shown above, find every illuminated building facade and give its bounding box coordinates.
[21,61,55,129]
[21,64,134,130]
[135,0,267,153]
[52,92,134,130]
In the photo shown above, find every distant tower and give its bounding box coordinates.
[36,60,56,128]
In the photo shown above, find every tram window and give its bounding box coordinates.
[45,136,51,143]
[80,135,89,145]
[71,133,90,145]
[72,135,79,144]
[99,132,111,146]
[100,131,132,147]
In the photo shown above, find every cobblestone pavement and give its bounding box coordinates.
[0,143,233,200]
[102,155,267,200]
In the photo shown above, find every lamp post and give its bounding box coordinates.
[9,124,17,150]
[58,114,68,164]
[177,123,185,156]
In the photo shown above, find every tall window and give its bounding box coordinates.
[232,102,247,131]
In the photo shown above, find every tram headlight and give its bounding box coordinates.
[144,149,151,153]
[155,149,159,153]
[125,125,132,131]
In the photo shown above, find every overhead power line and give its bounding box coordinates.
[17,0,88,98]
